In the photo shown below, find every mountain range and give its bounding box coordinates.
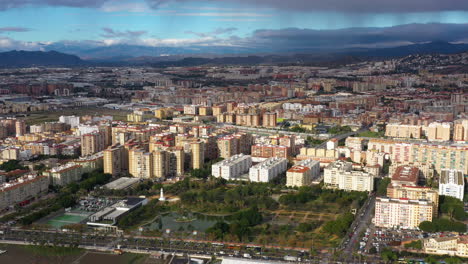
[1,41,468,67]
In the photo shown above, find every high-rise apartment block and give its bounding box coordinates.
[374,197,433,229]
[387,185,439,217]
[15,120,26,137]
[439,169,465,201]
[104,144,126,176]
[454,120,468,142]
[191,141,205,170]
[81,131,106,156]
[262,112,277,127]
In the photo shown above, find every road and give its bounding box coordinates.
[342,194,376,256]
[0,228,312,263]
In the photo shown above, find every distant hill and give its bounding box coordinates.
[344,41,468,58]
[0,50,84,67]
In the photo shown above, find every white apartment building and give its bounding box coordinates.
[59,115,80,128]
[183,105,200,115]
[286,159,320,187]
[45,163,83,186]
[249,157,287,183]
[0,174,49,210]
[374,197,433,229]
[324,160,374,192]
[439,169,465,201]
[211,154,252,180]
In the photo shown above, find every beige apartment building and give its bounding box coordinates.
[385,123,422,139]
[423,236,468,258]
[286,159,320,187]
[387,185,439,217]
[217,136,239,159]
[366,138,468,174]
[81,131,106,156]
[191,141,205,170]
[262,112,277,128]
[104,144,126,176]
[374,197,433,229]
[454,119,468,142]
[426,122,451,141]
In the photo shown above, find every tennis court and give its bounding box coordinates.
[47,213,89,229]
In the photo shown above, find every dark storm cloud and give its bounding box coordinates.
[185,27,238,37]
[0,0,109,10]
[240,23,468,50]
[100,28,148,38]
[147,0,468,13]
[0,27,32,33]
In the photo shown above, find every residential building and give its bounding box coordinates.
[217,135,239,159]
[374,197,433,229]
[15,120,26,137]
[426,122,451,141]
[453,120,468,142]
[286,159,320,187]
[385,124,422,139]
[324,160,374,192]
[387,185,439,217]
[81,131,106,156]
[262,112,277,127]
[439,169,465,201]
[0,174,49,210]
[391,166,420,187]
[129,148,153,179]
[59,115,80,128]
[423,236,468,258]
[212,154,252,180]
[45,163,83,186]
[251,144,291,159]
[191,141,205,170]
[104,144,125,176]
[249,157,287,183]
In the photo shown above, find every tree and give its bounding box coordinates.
[424,256,437,264]
[404,240,422,250]
[375,178,391,196]
[445,257,462,264]
[380,248,397,263]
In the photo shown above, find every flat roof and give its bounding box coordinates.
[392,166,419,184]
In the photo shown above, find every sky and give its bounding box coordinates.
[1,0,468,53]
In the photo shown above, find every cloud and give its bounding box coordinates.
[146,0,468,13]
[185,27,237,37]
[174,12,272,17]
[100,2,150,12]
[0,0,110,10]
[100,27,148,38]
[0,36,47,50]
[246,23,468,50]
[0,27,32,33]
[2,23,468,54]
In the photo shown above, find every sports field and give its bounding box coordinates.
[47,214,88,229]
